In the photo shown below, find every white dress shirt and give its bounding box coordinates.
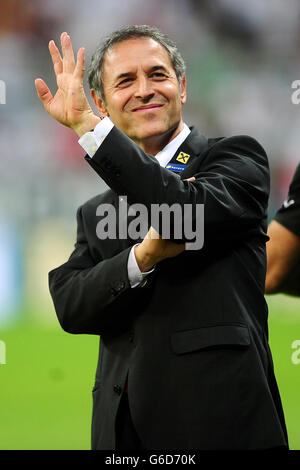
[78,117,191,287]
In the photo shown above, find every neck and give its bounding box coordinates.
[134,121,184,156]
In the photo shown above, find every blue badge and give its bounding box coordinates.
[165,163,187,173]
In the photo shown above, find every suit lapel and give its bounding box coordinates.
[165,127,208,178]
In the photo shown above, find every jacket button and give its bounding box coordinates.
[113,384,122,395]
[110,281,125,296]
[115,281,125,292]
[104,160,112,170]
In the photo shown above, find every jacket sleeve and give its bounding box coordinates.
[49,205,148,336]
[85,127,269,243]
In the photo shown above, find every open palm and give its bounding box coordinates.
[35,32,97,133]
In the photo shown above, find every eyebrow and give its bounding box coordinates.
[114,65,169,83]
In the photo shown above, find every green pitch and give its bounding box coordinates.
[0,315,99,450]
[0,295,299,450]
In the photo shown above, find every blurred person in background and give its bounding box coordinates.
[266,163,300,296]
[35,25,288,451]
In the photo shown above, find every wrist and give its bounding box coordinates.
[72,114,102,137]
[134,245,156,272]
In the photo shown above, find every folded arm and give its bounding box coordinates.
[49,206,153,335]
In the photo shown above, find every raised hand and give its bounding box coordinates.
[35,32,101,136]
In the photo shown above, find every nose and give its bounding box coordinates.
[134,75,155,101]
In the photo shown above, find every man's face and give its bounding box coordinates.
[92,37,186,146]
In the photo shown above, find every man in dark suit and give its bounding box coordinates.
[35,25,288,450]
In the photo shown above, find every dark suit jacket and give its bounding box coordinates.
[49,126,288,450]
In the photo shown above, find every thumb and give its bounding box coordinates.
[35,78,53,109]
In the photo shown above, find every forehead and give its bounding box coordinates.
[102,37,174,80]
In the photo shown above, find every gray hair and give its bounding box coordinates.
[87,25,186,103]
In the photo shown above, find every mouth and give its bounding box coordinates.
[132,104,164,112]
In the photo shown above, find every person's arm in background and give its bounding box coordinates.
[265,220,300,295]
[265,163,300,296]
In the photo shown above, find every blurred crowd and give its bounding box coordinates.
[1,0,300,325]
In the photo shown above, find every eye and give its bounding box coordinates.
[118,78,133,86]
[151,73,166,78]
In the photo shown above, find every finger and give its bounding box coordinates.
[74,47,85,81]
[35,78,53,109]
[184,177,195,182]
[147,227,160,239]
[61,32,76,73]
[49,40,63,77]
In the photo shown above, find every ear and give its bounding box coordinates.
[90,89,110,117]
[180,75,187,105]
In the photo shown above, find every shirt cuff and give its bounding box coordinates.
[78,116,114,157]
[128,244,155,288]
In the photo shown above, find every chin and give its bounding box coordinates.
[136,123,171,140]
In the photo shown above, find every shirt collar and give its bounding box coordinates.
[154,123,191,168]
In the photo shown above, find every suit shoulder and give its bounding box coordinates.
[204,135,269,172]
[209,134,267,156]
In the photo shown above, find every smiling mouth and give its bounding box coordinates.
[132,104,163,112]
